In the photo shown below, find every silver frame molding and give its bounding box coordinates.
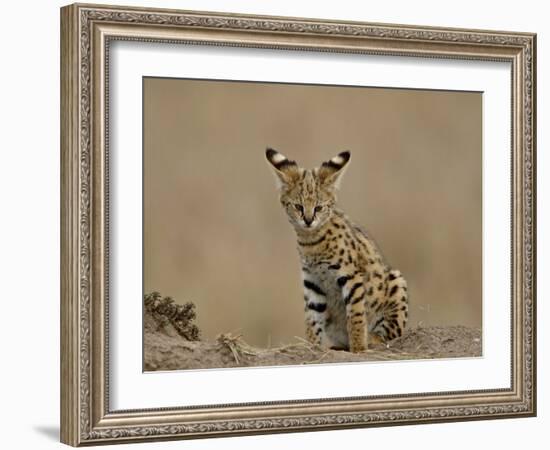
[60,3,536,446]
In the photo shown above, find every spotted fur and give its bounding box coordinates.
[266,148,409,352]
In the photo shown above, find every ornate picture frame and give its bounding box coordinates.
[60,3,536,446]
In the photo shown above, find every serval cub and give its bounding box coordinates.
[266,148,408,353]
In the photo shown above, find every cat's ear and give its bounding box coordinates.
[318,151,351,189]
[265,148,300,189]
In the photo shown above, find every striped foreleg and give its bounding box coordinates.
[302,277,329,347]
[336,270,368,352]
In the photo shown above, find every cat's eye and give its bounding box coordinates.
[294,204,304,213]
[314,205,324,213]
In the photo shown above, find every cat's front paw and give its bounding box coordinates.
[349,342,368,353]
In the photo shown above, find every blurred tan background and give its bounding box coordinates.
[143,77,482,347]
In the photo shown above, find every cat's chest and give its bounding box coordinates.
[303,264,340,303]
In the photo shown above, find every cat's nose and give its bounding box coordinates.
[304,217,313,227]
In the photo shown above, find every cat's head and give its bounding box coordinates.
[265,148,350,231]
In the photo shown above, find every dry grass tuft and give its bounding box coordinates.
[144,292,200,341]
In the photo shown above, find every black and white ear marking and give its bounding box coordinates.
[265,148,299,189]
[322,151,350,171]
[266,148,298,171]
[319,151,351,188]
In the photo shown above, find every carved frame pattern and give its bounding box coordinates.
[60,3,536,446]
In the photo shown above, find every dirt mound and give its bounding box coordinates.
[143,293,481,371]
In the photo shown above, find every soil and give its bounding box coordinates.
[143,293,482,371]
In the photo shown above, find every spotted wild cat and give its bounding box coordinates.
[265,148,408,353]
